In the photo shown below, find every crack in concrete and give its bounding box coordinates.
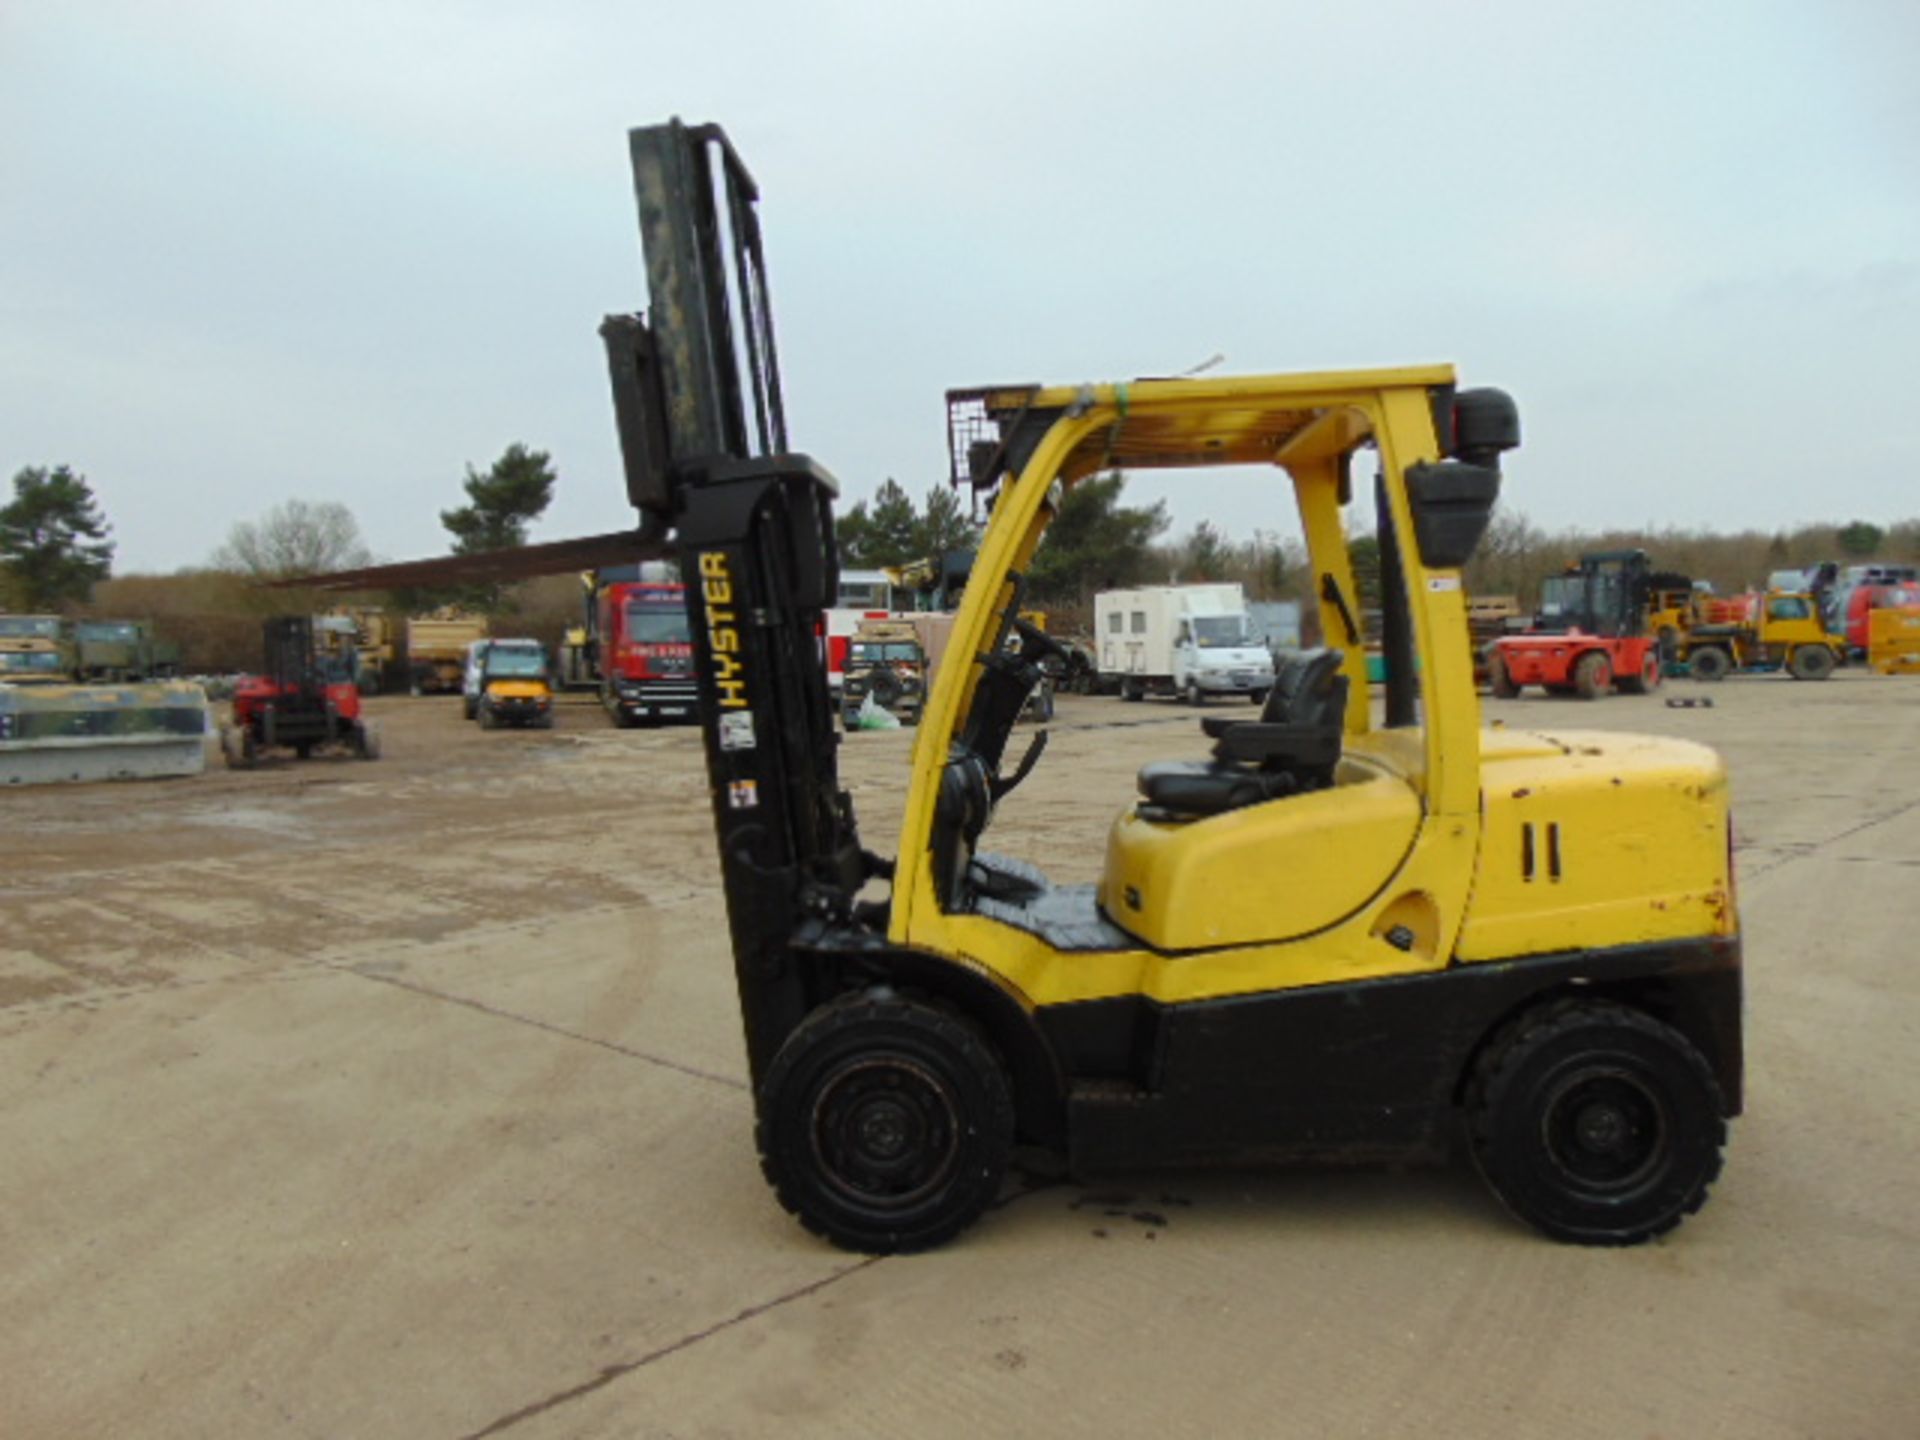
[459,1258,881,1439]
[1739,795,1920,885]
[337,964,748,1092]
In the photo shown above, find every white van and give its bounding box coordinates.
[1095,583,1276,704]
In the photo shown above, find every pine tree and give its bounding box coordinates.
[441,444,557,554]
[0,465,115,608]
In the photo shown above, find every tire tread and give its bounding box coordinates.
[1466,998,1725,1246]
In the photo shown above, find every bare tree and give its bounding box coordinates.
[211,500,372,579]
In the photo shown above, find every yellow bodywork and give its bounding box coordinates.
[485,679,551,702]
[1461,728,1734,958]
[1102,751,1422,950]
[885,367,1735,1015]
[1868,607,1920,674]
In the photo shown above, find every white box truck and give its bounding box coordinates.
[1095,583,1276,704]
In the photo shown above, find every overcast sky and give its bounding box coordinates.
[3,0,1914,573]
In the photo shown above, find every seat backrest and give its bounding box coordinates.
[1203,647,1348,786]
[1257,649,1310,724]
[1283,648,1346,731]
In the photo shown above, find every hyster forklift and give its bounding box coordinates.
[600,121,1741,1252]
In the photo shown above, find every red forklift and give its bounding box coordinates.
[1489,550,1680,699]
[222,616,381,767]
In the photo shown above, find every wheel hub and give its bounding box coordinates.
[1542,1069,1667,1192]
[1574,1101,1628,1153]
[854,1098,914,1160]
[811,1055,960,1208]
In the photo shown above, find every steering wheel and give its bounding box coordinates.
[1010,616,1068,669]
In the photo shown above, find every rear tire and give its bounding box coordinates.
[1689,647,1732,682]
[1488,653,1521,699]
[1616,650,1662,695]
[1572,650,1611,700]
[1789,644,1836,681]
[1120,677,1143,703]
[1468,1000,1726,1246]
[757,993,1014,1254]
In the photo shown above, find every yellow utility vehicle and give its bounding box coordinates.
[1679,589,1844,681]
[472,638,556,729]
[589,121,1743,1255]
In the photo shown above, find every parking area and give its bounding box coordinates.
[3,677,1916,1438]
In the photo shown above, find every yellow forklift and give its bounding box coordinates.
[600,122,1746,1253]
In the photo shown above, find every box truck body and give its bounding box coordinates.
[1095,584,1275,702]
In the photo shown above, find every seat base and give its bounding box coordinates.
[1136,759,1300,819]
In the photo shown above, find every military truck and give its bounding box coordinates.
[74,619,179,682]
[0,614,75,683]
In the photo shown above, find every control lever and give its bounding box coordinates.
[989,728,1050,804]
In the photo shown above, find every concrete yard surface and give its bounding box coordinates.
[2,678,1917,1438]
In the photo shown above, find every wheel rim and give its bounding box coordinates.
[1539,1066,1668,1194]
[810,1055,961,1210]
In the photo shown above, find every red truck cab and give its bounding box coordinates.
[599,580,695,725]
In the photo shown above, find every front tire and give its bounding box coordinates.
[1690,647,1732,682]
[1184,679,1203,707]
[1789,644,1836,681]
[757,993,1014,1254]
[1488,653,1520,699]
[1468,1000,1726,1246]
[1572,650,1612,700]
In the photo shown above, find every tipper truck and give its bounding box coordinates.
[406,612,488,695]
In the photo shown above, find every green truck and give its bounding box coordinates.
[74,619,180,682]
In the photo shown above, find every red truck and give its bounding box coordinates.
[598,578,696,726]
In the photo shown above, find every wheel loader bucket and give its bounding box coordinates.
[0,681,210,786]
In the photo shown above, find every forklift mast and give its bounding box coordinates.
[600,120,866,1086]
[263,616,327,702]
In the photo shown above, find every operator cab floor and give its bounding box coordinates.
[965,852,1139,952]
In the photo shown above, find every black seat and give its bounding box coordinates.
[1136,648,1349,820]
